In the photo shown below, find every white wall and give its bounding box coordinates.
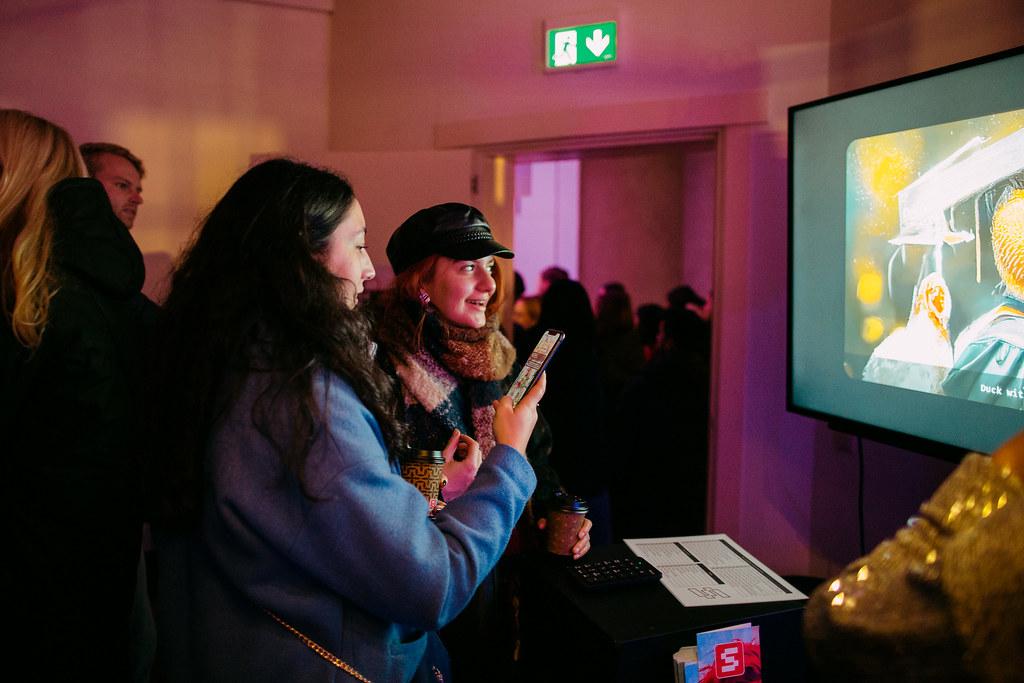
[276,149,474,289]
[0,0,331,300]
[680,142,716,303]
[578,145,685,311]
[329,0,829,151]
[513,159,580,295]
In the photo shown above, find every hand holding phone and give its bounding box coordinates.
[493,373,546,454]
[506,329,566,407]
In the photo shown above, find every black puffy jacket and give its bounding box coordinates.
[1,178,154,677]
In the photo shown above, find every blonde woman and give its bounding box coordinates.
[0,110,147,676]
[0,109,81,347]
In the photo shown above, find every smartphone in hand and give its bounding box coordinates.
[506,329,566,407]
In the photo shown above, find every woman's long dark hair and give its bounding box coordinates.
[150,158,404,528]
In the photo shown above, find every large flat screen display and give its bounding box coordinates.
[789,46,1024,455]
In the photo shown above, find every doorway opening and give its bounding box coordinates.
[473,131,720,537]
[511,141,716,311]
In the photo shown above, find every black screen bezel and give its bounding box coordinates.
[787,45,1024,460]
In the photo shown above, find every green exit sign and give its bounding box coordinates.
[546,21,617,70]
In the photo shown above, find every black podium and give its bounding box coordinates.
[518,544,809,682]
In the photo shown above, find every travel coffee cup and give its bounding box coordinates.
[545,494,589,556]
[400,449,445,507]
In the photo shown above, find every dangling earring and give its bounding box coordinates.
[418,289,432,307]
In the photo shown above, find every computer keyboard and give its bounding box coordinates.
[567,555,663,591]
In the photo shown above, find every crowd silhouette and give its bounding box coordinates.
[513,270,713,542]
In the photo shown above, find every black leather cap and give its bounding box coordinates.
[386,203,514,275]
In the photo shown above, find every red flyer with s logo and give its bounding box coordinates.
[714,640,745,678]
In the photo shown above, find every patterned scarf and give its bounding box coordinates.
[386,308,516,458]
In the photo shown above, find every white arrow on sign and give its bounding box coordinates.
[585,28,610,57]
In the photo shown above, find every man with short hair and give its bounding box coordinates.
[79,141,155,682]
[80,142,145,229]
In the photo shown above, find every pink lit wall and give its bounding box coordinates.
[272,149,474,290]
[0,0,332,301]
[329,1,829,151]
[513,159,580,295]
[680,142,716,302]
[578,145,684,310]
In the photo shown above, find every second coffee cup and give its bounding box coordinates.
[545,494,589,556]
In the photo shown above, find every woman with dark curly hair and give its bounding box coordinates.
[151,160,544,682]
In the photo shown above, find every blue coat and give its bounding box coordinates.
[158,370,536,682]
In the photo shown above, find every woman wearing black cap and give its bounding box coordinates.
[372,202,592,681]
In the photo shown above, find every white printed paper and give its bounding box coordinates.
[624,534,807,607]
